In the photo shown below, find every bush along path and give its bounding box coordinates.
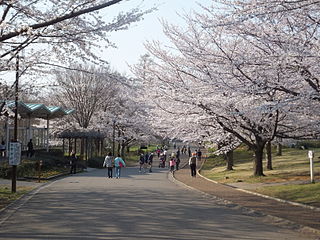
[172,147,320,236]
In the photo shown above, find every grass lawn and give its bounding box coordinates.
[255,183,320,207]
[0,185,34,210]
[201,146,320,207]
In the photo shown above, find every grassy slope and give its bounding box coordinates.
[201,146,320,207]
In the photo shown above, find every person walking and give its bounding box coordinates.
[143,152,150,173]
[139,153,145,172]
[156,148,161,158]
[169,156,176,172]
[196,148,202,162]
[188,146,191,157]
[114,154,126,179]
[176,148,181,171]
[163,149,167,162]
[103,152,114,178]
[27,139,34,157]
[189,153,197,177]
[180,145,185,154]
[159,153,165,168]
[148,152,154,173]
[69,151,77,174]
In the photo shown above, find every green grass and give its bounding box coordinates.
[202,146,319,183]
[0,185,34,210]
[201,146,320,207]
[256,183,320,207]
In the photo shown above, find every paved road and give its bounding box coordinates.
[0,167,316,240]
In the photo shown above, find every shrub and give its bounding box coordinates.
[88,157,104,168]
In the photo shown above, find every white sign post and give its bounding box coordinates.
[308,150,315,184]
[9,142,21,166]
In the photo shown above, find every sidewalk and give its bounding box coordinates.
[172,153,320,236]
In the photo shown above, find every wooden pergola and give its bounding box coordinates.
[58,130,106,162]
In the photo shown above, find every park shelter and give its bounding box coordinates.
[1,101,74,155]
[58,130,105,161]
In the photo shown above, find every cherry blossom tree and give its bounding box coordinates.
[51,64,155,157]
[0,0,153,115]
[133,1,320,176]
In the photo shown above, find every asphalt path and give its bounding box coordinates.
[0,167,315,240]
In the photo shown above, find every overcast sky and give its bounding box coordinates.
[102,0,213,76]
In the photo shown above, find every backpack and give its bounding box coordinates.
[190,156,196,165]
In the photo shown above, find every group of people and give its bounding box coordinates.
[101,144,202,179]
[173,143,192,157]
[0,139,34,158]
[139,152,153,173]
[103,152,126,178]
[168,152,181,172]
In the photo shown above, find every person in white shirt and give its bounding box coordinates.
[103,152,114,178]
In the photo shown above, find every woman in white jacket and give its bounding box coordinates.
[103,152,114,178]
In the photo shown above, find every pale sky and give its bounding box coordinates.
[102,0,212,76]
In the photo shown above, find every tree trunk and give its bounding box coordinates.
[253,143,265,176]
[266,141,273,170]
[225,150,234,171]
[80,137,84,160]
[120,143,126,157]
[276,142,282,156]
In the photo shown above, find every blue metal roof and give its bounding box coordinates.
[5,101,74,119]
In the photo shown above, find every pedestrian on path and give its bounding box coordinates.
[69,151,77,174]
[169,156,176,172]
[139,153,145,172]
[143,152,149,173]
[156,148,161,158]
[196,149,202,162]
[114,154,126,178]
[148,152,154,173]
[187,146,191,157]
[163,149,167,162]
[103,152,114,178]
[159,153,165,168]
[176,148,181,171]
[189,153,197,177]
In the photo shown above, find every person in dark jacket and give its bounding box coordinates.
[189,153,197,177]
[69,151,77,174]
[139,153,145,172]
[176,148,181,170]
[196,149,202,161]
[27,139,34,157]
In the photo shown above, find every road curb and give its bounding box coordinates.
[0,179,58,226]
[198,170,320,212]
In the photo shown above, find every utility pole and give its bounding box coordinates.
[112,120,116,157]
[11,55,19,193]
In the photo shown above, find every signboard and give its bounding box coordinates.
[308,150,315,184]
[9,142,21,166]
[308,150,314,159]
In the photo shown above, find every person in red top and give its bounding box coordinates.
[169,156,176,172]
